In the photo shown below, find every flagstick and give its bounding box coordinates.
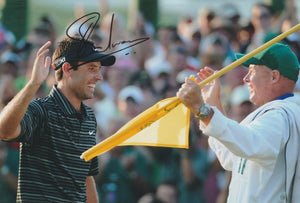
[81,23,300,162]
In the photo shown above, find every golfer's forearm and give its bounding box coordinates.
[0,81,40,140]
[86,176,99,203]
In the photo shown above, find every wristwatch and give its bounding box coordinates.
[195,103,211,120]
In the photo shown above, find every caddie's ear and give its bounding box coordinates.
[62,62,72,78]
[271,69,280,83]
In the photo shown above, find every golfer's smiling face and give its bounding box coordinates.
[69,61,103,101]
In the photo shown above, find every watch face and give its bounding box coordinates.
[201,105,210,115]
[198,104,211,119]
[203,107,210,115]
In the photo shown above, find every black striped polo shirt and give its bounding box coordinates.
[13,85,98,202]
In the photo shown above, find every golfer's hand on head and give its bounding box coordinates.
[198,67,221,106]
[29,41,52,86]
[177,77,204,115]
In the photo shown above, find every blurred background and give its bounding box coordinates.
[0,0,299,40]
[0,0,299,203]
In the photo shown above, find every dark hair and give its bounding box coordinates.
[53,38,95,68]
[53,38,95,81]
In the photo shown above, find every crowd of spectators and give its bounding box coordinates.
[0,0,300,202]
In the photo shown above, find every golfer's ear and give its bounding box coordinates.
[62,62,72,78]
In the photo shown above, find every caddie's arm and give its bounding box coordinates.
[0,41,52,140]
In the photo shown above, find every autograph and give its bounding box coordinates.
[66,12,150,58]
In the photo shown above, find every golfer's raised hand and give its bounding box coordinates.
[29,41,52,86]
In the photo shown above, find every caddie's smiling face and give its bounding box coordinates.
[69,61,103,100]
[243,64,273,106]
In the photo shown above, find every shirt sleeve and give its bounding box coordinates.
[200,106,288,167]
[88,157,99,176]
[13,99,46,144]
[208,137,235,171]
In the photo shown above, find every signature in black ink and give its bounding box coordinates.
[66,12,150,57]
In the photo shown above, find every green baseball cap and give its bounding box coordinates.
[236,43,300,82]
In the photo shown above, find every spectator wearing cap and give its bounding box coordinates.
[210,17,237,46]
[0,50,21,102]
[221,65,249,107]
[219,3,241,32]
[146,60,173,101]
[102,66,131,103]
[199,33,231,70]
[228,84,257,123]
[167,44,194,88]
[0,50,21,77]
[118,85,145,120]
[0,38,116,202]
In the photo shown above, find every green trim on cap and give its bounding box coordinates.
[235,43,300,82]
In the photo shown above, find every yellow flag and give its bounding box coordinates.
[81,97,190,161]
[120,98,190,147]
